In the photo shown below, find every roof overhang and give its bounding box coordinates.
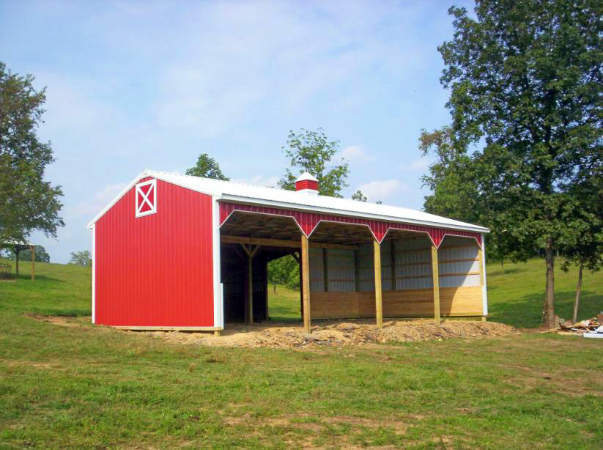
[218,194,489,234]
[87,170,490,235]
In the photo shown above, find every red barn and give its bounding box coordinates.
[88,170,489,333]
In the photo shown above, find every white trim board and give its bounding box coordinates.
[91,224,96,324]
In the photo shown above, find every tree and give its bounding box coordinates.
[0,62,64,244]
[6,245,50,263]
[279,128,349,197]
[351,190,367,202]
[69,250,91,267]
[432,0,601,328]
[185,153,229,180]
[559,176,602,322]
[419,127,529,266]
[267,254,299,293]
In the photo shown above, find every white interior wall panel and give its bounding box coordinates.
[327,249,355,292]
[394,237,433,290]
[438,236,480,288]
[309,235,480,293]
[309,248,324,292]
[439,274,481,288]
[357,244,374,292]
[380,240,393,291]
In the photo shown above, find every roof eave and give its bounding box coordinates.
[218,193,490,234]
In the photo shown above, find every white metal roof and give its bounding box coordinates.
[88,169,489,233]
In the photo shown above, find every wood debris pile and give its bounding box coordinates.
[558,314,602,337]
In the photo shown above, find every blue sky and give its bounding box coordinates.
[0,0,472,263]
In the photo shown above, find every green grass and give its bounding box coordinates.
[0,258,601,448]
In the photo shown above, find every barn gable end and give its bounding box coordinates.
[94,177,215,327]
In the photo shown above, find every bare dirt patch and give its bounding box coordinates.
[25,313,89,328]
[223,412,411,435]
[143,319,516,349]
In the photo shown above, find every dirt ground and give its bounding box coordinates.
[141,319,517,349]
[28,314,517,349]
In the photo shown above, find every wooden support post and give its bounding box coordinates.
[431,244,441,323]
[354,249,360,292]
[301,234,311,334]
[322,248,328,292]
[241,244,260,325]
[15,246,19,276]
[478,246,486,322]
[31,245,35,281]
[390,240,396,291]
[373,239,383,328]
[247,254,253,324]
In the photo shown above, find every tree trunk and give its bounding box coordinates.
[572,264,583,323]
[542,238,556,328]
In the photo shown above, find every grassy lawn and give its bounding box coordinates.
[0,258,601,448]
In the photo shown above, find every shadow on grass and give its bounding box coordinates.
[487,267,522,277]
[8,274,65,282]
[26,308,90,317]
[489,289,601,328]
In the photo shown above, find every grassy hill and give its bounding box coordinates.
[0,258,601,448]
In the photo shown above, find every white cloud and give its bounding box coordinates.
[68,183,127,219]
[404,157,431,172]
[232,174,280,188]
[356,179,406,202]
[340,145,373,162]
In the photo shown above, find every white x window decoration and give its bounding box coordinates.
[135,179,157,218]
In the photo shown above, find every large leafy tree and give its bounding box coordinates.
[279,128,349,197]
[428,0,601,328]
[0,62,63,244]
[419,127,530,266]
[185,153,229,180]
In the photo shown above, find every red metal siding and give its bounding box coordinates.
[95,179,214,327]
[219,201,482,248]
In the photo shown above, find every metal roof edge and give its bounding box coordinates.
[218,194,490,234]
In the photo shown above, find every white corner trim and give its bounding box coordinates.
[481,233,488,316]
[135,178,157,218]
[212,197,223,329]
[91,224,96,324]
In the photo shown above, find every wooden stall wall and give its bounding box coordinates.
[310,235,483,319]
